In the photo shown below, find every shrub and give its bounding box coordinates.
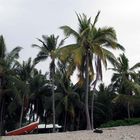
[100,118,140,128]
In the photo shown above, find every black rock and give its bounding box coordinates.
[93,129,103,133]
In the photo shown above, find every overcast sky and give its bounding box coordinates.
[0,0,140,84]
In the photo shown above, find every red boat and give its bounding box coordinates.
[5,118,39,136]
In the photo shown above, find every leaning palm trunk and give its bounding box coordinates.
[85,52,91,130]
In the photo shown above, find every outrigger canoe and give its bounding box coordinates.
[5,118,39,136]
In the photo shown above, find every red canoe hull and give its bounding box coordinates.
[5,119,39,136]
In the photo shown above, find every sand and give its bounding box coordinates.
[2,125,140,140]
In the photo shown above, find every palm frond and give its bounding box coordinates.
[89,58,95,81]
[111,73,121,82]
[57,44,77,62]
[102,48,117,66]
[92,45,107,68]
[76,13,91,33]
[73,46,84,66]
[34,55,48,63]
[7,46,22,60]
[60,26,79,39]
[92,11,100,27]
[128,81,140,95]
[130,63,140,71]
[32,44,42,49]
[0,35,6,58]
[36,37,49,51]
[116,43,125,51]
[58,37,68,47]
[94,56,102,81]
[113,94,140,105]
[43,35,57,51]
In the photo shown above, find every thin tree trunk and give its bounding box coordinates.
[127,102,130,119]
[52,78,55,132]
[36,99,39,121]
[76,112,80,130]
[0,98,2,135]
[0,99,4,135]
[33,101,35,122]
[19,96,24,128]
[29,103,32,123]
[85,52,91,130]
[64,111,67,132]
[91,80,97,129]
[0,78,2,135]
[45,111,47,128]
[52,61,55,133]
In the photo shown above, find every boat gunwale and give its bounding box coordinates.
[5,118,39,135]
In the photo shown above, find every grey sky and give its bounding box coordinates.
[0,0,140,84]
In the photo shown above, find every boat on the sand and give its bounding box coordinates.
[5,118,39,136]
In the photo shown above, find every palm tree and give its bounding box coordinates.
[14,57,38,127]
[15,58,50,125]
[93,83,116,125]
[60,12,124,129]
[54,62,83,131]
[29,70,49,123]
[0,35,22,134]
[32,35,64,132]
[111,53,140,118]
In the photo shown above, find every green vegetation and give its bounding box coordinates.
[0,12,140,136]
[100,118,140,128]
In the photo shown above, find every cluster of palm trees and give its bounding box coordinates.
[0,12,140,135]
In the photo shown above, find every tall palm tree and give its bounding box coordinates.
[111,54,140,94]
[29,70,49,123]
[54,62,83,131]
[14,57,38,127]
[60,12,124,129]
[93,83,115,125]
[0,35,22,134]
[32,35,64,132]
[111,53,140,118]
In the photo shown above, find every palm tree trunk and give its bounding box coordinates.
[0,98,2,135]
[33,101,35,122]
[52,78,55,132]
[19,95,24,128]
[64,111,67,131]
[52,60,55,133]
[0,98,4,135]
[45,111,47,128]
[29,103,32,123]
[36,99,39,121]
[0,78,4,135]
[127,102,130,119]
[76,112,80,130]
[85,52,91,130]
[91,80,97,129]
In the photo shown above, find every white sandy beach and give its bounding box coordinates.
[2,125,140,140]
